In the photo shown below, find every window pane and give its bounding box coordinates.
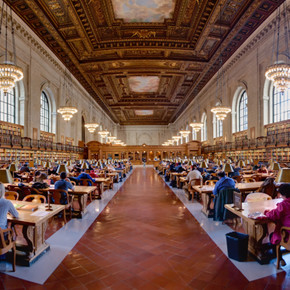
[238,91,248,131]
[40,92,50,132]
[273,87,290,123]
[0,90,16,123]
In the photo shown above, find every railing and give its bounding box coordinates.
[201,131,290,154]
[0,133,84,153]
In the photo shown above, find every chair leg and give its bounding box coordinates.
[63,209,67,224]
[12,245,16,272]
[276,245,280,269]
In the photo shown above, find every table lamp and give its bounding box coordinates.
[56,164,68,174]
[0,169,13,183]
[9,163,17,176]
[238,160,245,168]
[275,168,290,183]
[217,160,223,166]
[222,163,234,176]
[200,161,208,168]
[269,162,280,171]
[81,162,89,170]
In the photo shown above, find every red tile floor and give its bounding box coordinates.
[0,167,289,289]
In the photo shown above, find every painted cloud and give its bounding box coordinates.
[112,0,175,22]
[128,76,160,92]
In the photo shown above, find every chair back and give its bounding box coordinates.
[190,179,201,186]
[0,228,15,255]
[205,180,217,186]
[257,177,277,198]
[245,192,272,202]
[79,179,92,186]
[5,191,19,200]
[23,194,46,203]
[50,189,70,205]
[280,227,290,250]
[214,188,237,221]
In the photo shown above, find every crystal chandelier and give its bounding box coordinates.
[0,2,24,92]
[172,136,182,141]
[114,139,122,144]
[190,122,203,132]
[107,136,116,143]
[167,139,174,145]
[162,142,169,146]
[98,130,109,138]
[57,107,78,121]
[84,123,99,133]
[179,130,190,138]
[265,3,290,92]
[211,106,231,120]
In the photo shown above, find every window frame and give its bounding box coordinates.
[0,89,16,124]
[272,87,289,123]
[238,90,248,132]
[40,91,51,132]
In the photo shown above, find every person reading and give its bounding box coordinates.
[264,183,290,266]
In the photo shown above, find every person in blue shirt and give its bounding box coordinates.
[213,171,236,196]
[54,172,74,204]
[76,170,96,185]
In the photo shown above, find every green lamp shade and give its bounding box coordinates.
[222,163,234,173]
[275,168,290,183]
[0,169,13,183]
[56,164,68,174]
[81,162,89,170]
[269,162,280,171]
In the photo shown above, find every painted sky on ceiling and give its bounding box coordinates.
[135,110,154,116]
[128,76,160,92]
[111,0,175,22]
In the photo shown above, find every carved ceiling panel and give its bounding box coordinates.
[4,0,285,125]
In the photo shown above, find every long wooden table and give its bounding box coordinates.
[9,200,64,266]
[225,199,282,264]
[5,183,97,218]
[192,182,263,216]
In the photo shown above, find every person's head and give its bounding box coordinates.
[279,183,290,199]
[0,183,5,199]
[39,173,47,182]
[34,171,41,177]
[60,172,67,180]
[217,171,226,178]
[192,165,197,170]
[261,164,267,169]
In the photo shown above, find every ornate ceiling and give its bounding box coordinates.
[5,0,284,125]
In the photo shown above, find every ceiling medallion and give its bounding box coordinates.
[84,123,99,133]
[57,107,78,121]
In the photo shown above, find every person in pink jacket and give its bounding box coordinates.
[264,183,290,266]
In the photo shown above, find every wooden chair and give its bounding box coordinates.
[245,192,272,202]
[23,194,46,203]
[5,191,19,200]
[0,228,16,271]
[188,179,202,200]
[70,180,76,186]
[276,226,290,269]
[79,179,97,200]
[49,189,73,223]
[205,180,217,186]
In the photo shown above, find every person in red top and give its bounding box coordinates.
[257,164,268,174]
[89,170,98,178]
[264,183,290,266]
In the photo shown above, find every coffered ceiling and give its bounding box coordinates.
[5,0,284,125]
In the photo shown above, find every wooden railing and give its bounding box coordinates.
[202,131,290,154]
[0,133,84,153]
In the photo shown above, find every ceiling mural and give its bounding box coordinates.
[111,0,176,22]
[128,76,160,93]
[4,0,285,125]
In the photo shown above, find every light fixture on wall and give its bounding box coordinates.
[211,5,231,121]
[265,2,289,92]
[190,122,203,133]
[179,130,190,138]
[0,2,24,93]
[84,123,99,133]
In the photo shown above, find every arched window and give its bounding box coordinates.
[0,90,16,123]
[201,113,207,141]
[238,91,248,131]
[192,129,197,140]
[273,87,290,123]
[40,91,50,132]
[217,119,223,137]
